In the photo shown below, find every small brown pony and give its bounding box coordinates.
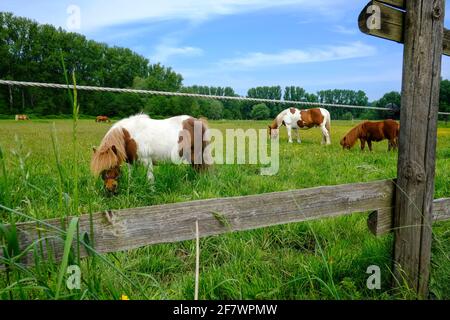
[340,119,399,151]
[15,114,29,121]
[96,116,111,123]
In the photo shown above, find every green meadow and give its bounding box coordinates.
[0,118,449,300]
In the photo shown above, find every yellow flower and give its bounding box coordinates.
[120,294,130,300]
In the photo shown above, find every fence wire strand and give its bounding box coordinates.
[1,79,449,115]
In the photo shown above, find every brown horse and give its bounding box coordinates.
[340,119,399,151]
[96,116,111,123]
[15,114,29,121]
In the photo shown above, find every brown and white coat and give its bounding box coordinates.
[91,114,211,193]
[268,107,331,144]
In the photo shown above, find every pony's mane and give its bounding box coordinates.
[342,122,364,148]
[90,127,127,176]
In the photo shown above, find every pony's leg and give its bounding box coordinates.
[360,139,366,151]
[141,158,155,183]
[287,125,293,143]
[320,124,331,145]
[295,128,301,143]
[368,140,373,152]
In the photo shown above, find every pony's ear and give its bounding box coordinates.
[111,145,118,155]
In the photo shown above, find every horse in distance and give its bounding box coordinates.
[15,114,29,121]
[268,107,331,145]
[340,119,399,151]
[96,115,111,123]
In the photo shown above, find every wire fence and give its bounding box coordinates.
[1,79,449,115]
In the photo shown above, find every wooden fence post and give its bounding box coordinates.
[393,0,445,297]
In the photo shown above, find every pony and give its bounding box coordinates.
[15,114,29,121]
[268,107,331,145]
[340,119,399,151]
[91,114,211,194]
[96,116,111,123]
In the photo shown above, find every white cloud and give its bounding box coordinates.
[81,0,343,30]
[151,45,204,63]
[0,0,356,31]
[219,42,377,69]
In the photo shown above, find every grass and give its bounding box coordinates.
[0,118,449,300]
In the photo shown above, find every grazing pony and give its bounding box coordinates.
[268,107,331,145]
[96,116,111,123]
[91,114,211,194]
[340,119,399,151]
[15,114,29,121]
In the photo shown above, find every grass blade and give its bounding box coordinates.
[55,217,79,300]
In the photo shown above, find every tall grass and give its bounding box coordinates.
[0,118,448,300]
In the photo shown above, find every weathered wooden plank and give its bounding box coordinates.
[367,208,394,236]
[367,198,450,236]
[432,198,450,222]
[444,28,450,56]
[0,180,395,269]
[393,0,445,297]
[358,1,404,43]
[358,1,450,56]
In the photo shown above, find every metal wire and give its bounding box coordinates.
[1,79,449,115]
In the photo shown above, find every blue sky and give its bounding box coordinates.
[1,0,449,101]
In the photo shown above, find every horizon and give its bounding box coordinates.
[1,0,449,101]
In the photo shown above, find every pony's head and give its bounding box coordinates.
[101,164,121,195]
[340,123,362,150]
[267,120,280,139]
[91,128,128,194]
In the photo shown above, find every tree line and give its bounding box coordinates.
[0,12,449,121]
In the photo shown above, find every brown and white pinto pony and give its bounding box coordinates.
[91,114,211,194]
[96,115,111,123]
[340,119,399,151]
[268,107,331,144]
[15,114,29,121]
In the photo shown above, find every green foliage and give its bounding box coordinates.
[341,112,353,121]
[0,12,166,117]
[200,100,224,120]
[133,64,183,92]
[247,86,282,118]
[317,89,369,120]
[250,103,270,120]
[440,79,450,113]
[371,91,401,120]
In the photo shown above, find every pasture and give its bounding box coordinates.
[0,118,449,300]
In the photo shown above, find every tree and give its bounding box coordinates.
[0,12,173,117]
[372,91,401,119]
[247,86,282,118]
[317,89,369,119]
[440,79,450,113]
[250,103,270,120]
[200,100,223,120]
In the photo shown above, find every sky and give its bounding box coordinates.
[1,0,449,101]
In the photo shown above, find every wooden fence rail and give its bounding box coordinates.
[1,179,449,269]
